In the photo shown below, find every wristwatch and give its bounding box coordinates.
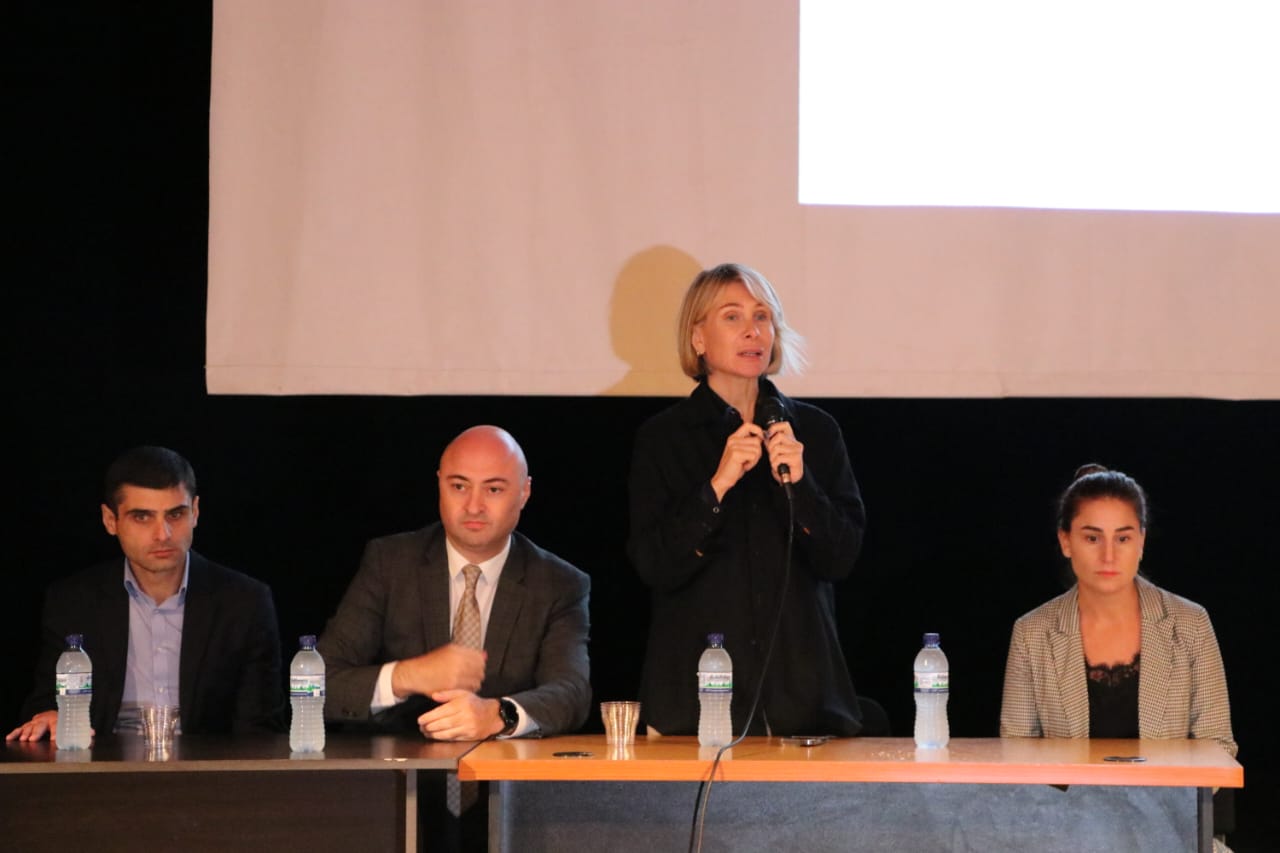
[497,698,519,736]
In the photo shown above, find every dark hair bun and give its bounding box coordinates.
[1057,464,1148,531]
[1072,463,1109,481]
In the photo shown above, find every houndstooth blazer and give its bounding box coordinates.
[1000,576,1236,756]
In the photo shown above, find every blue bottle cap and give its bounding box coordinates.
[923,632,940,647]
[66,634,84,648]
[707,633,724,647]
[299,635,318,649]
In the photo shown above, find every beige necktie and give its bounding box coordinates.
[453,564,483,649]
[448,564,484,817]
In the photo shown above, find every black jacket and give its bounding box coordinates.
[20,553,285,735]
[627,380,866,736]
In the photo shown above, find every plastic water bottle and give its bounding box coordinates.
[697,633,733,747]
[289,635,326,752]
[913,632,950,749]
[55,634,93,750]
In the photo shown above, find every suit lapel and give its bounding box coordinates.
[1137,578,1173,739]
[420,529,453,652]
[179,554,214,725]
[96,566,131,729]
[1050,587,1090,737]
[485,536,527,670]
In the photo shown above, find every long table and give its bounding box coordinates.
[459,736,1244,853]
[3,735,1244,852]
[0,734,471,853]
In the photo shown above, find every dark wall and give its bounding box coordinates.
[9,5,1277,849]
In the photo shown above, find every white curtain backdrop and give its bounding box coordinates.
[208,0,1280,398]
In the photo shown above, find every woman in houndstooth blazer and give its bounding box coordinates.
[1000,465,1235,757]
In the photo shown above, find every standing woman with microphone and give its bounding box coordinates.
[627,263,867,737]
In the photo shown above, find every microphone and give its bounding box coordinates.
[754,397,791,483]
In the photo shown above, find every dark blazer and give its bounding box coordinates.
[628,379,866,736]
[1001,576,1236,756]
[19,553,285,735]
[318,523,591,736]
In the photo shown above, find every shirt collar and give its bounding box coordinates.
[689,377,791,432]
[122,552,191,606]
[444,535,512,584]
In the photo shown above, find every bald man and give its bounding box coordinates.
[318,426,591,740]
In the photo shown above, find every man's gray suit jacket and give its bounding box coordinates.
[319,523,591,736]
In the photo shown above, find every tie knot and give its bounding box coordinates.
[462,564,481,591]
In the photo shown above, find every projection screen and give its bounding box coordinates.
[207,0,1280,398]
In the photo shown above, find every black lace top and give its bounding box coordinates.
[1087,653,1140,738]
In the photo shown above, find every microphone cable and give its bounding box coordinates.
[688,473,795,853]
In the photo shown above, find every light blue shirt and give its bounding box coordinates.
[116,556,189,733]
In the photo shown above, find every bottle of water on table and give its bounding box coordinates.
[913,632,949,749]
[290,634,326,752]
[697,633,733,747]
[55,633,93,750]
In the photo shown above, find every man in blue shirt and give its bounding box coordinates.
[7,446,284,743]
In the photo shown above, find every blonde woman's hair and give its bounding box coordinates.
[675,263,806,379]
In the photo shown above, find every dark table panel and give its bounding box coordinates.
[0,733,474,853]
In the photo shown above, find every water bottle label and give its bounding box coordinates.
[914,671,949,692]
[697,672,732,691]
[56,673,92,695]
[290,675,326,697]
